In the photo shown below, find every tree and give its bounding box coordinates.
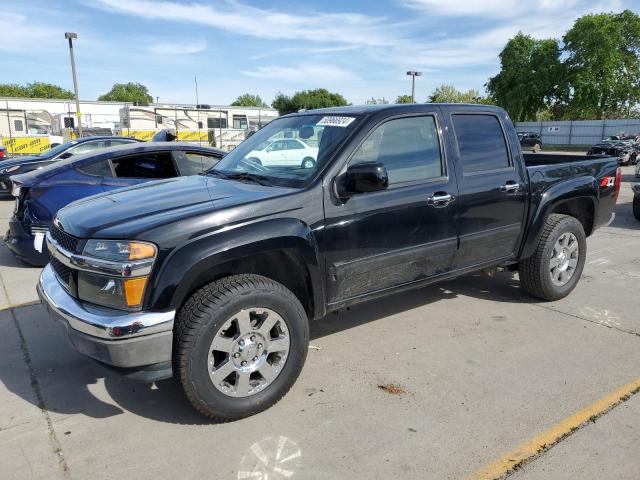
[231,93,268,107]
[271,89,348,115]
[0,82,73,99]
[487,33,564,121]
[98,82,153,104]
[365,97,389,105]
[563,10,640,119]
[395,94,413,104]
[428,84,487,103]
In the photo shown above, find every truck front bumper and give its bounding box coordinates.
[37,264,175,381]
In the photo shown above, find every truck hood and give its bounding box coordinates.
[55,174,296,239]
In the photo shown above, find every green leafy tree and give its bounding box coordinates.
[487,33,564,121]
[0,82,73,99]
[231,93,268,107]
[428,84,486,103]
[395,94,413,104]
[563,10,640,119]
[98,82,153,104]
[272,89,348,115]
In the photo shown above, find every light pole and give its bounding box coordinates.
[406,70,422,103]
[65,32,83,137]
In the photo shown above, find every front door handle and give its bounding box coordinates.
[427,192,455,207]
[500,181,521,193]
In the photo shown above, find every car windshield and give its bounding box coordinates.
[209,114,361,187]
[37,141,79,158]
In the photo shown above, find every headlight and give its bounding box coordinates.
[1,166,20,174]
[78,240,157,309]
[83,239,156,261]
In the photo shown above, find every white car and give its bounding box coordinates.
[246,138,318,168]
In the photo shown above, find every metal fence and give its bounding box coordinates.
[514,119,640,147]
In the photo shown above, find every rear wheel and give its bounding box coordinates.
[519,214,586,301]
[174,274,309,421]
[633,196,640,221]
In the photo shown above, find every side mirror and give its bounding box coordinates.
[59,152,73,159]
[340,162,388,196]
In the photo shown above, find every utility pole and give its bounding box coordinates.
[65,32,83,137]
[406,70,422,103]
[195,76,202,146]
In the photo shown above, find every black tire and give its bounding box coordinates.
[174,274,309,421]
[518,214,586,301]
[301,157,316,169]
[633,196,640,221]
[631,153,638,166]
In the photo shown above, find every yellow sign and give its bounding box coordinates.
[120,130,208,142]
[0,136,51,155]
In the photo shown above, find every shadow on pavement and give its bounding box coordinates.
[0,269,530,426]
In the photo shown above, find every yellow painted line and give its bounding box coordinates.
[467,377,640,480]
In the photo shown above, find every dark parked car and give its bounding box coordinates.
[5,142,223,265]
[0,136,141,195]
[633,184,640,221]
[38,104,620,420]
[587,135,639,166]
[518,132,542,152]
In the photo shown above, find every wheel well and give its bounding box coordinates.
[550,198,594,236]
[183,249,314,317]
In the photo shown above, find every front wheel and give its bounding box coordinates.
[174,274,309,421]
[301,157,316,169]
[518,214,586,301]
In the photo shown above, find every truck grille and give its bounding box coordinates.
[50,224,79,252]
[50,257,71,286]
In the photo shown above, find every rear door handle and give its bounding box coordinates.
[500,181,521,193]
[427,192,455,207]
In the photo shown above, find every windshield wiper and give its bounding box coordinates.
[206,170,272,186]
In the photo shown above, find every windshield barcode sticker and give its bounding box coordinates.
[317,116,355,127]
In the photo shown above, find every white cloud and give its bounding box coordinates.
[147,39,207,55]
[91,0,403,48]
[0,13,59,52]
[242,64,357,83]
[403,0,585,19]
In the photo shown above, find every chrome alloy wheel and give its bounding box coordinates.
[549,232,579,286]
[208,308,290,398]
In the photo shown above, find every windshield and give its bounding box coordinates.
[38,140,79,158]
[210,114,361,187]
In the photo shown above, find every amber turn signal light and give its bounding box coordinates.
[123,277,149,307]
[128,242,156,260]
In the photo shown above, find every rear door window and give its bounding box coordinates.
[111,152,178,178]
[452,114,511,174]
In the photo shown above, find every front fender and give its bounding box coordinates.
[519,175,598,260]
[147,217,324,316]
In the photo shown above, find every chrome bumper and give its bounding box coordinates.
[37,264,175,370]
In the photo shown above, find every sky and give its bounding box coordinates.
[0,0,638,106]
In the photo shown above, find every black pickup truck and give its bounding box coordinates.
[38,104,620,420]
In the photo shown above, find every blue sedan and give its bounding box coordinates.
[4,142,224,265]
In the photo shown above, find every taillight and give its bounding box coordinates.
[0,150,5,159]
[614,167,621,204]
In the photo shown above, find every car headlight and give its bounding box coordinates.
[78,240,157,309]
[1,166,20,174]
